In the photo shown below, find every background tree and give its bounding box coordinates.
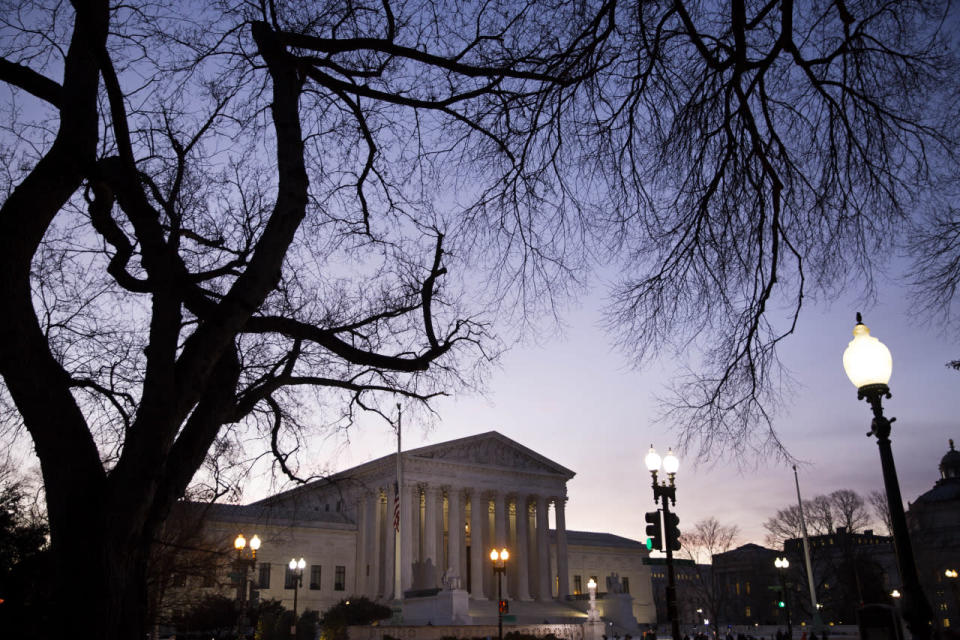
[764,488,872,547]
[868,489,893,536]
[0,460,49,637]
[680,517,740,638]
[828,489,871,532]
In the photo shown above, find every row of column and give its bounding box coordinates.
[355,485,569,602]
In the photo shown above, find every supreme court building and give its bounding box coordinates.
[189,431,656,627]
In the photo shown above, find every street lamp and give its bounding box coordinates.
[775,557,793,639]
[842,314,934,640]
[288,557,305,639]
[233,533,262,639]
[646,445,681,640]
[491,548,509,640]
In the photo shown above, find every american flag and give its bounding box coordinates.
[393,481,400,532]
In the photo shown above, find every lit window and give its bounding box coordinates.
[746,581,751,595]
[745,606,751,618]
[574,575,582,595]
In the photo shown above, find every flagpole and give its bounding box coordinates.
[395,403,402,602]
[794,465,823,632]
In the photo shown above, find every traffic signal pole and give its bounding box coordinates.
[649,469,681,640]
[662,498,680,640]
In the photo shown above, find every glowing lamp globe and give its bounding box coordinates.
[234,533,246,550]
[842,317,892,389]
[249,534,261,551]
[644,446,662,472]
[662,449,679,474]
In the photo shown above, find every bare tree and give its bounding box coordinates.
[829,489,871,532]
[0,1,608,637]
[680,517,740,638]
[807,494,835,535]
[765,503,814,548]
[599,0,960,460]
[765,489,871,550]
[868,490,893,535]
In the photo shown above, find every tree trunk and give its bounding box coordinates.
[44,483,156,640]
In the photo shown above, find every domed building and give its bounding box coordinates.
[907,439,960,631]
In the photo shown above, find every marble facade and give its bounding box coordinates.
[178,431,655,627]
[255,431,576,603]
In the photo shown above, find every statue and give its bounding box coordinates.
[606,573,624,594]
[441,567,461,590]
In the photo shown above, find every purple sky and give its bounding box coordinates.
[265,270,959,551]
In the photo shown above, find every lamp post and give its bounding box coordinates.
[233,533,261,639]
[288,557,305,639]
[842,314,934,640]
[775,557,793,639]
[646,445,681,640]
[491,548,509,640]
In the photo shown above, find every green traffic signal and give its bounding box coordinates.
[645,511,663,551]
[778,600,785,608]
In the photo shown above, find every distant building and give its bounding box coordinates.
[645,556,710,628]
[712,543,781,625]
[908,438,960,631]
[784,528,897,625]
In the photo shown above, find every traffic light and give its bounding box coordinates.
[645,511,662,551]
[498,599,509,614]
[778,600,785,608]
[665,512,681,551]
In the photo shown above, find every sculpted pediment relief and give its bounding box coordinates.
[412,436,566,475]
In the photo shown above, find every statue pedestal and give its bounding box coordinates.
[584,620,606,640]
[402,588,470,625]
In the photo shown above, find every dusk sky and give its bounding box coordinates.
[252,268,960,551]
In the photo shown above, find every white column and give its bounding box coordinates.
[555,496,569,599]
[366,490,380,596]
[536,494,551,601]
[447,487,463,586]
[383,488,396,600]
[401,483,417,592]
[514,494,531,600]
[469,489,486,599]
[356,493,367,595]
[423,485,440,588]
[494,490,510,599]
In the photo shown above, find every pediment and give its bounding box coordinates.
[409,432,574,478]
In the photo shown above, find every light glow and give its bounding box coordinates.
[662,449,679,474]
[644,445,661,472]
[843,318,892,389]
